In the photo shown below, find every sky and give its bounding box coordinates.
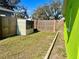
[18,0,63,16]
[18,0,52,16]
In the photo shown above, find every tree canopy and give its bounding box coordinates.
[32,0,63,20]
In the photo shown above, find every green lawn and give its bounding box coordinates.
[0,32,55,59]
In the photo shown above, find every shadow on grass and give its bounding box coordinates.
[0,29,39,40]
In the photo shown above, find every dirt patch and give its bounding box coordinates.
[49,32,67,59]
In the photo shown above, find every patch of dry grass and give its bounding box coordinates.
[0,32,55,59]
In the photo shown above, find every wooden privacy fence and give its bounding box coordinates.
[55,20,64,31]
[0,16,17,39]
[34,20,64,32]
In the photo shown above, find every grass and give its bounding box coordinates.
[0,32,55,59]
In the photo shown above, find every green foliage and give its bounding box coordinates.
[64,0,79,59]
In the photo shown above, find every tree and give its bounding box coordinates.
[32,5,50,20]
[0,0,20,10]
[32,0,63,20]
[14,6,29,19]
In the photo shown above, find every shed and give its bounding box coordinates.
[17,18,34,35]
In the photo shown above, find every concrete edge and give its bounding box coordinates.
[44,31,59,59]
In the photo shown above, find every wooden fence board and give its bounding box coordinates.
[34,20,64,32]
[0,16,17,38]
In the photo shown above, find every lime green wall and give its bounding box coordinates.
[64,0,79,59]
